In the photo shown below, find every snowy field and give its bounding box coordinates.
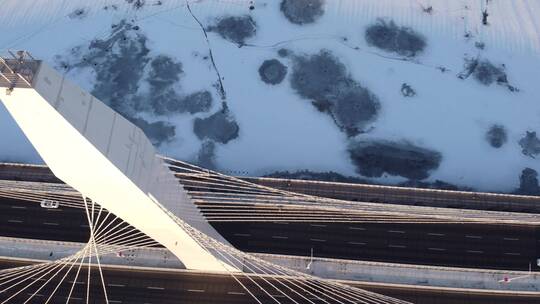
[1,0,540,193]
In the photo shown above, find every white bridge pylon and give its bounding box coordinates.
[0,54,237,272]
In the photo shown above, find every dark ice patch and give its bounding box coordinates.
[486,124,507,148]
[197,140,217,169]
[145,56,213,115]
[348,140,442,180]
[68,8,88,20]
[280,0,325,25]
[81,22,151,117]
[474,61,507,85]
[125,0,145,9]
[128,117,176,146]
[180,91,213,114]
[54,21,178,145]
[193,106,239,144]
[365,19,426,57]
[258,59,287,85]
[148,55,183,88]
[208,15,257,46]
[145,55,184,115]
[519,131,540,158]
[278,48,291,58]
[290,50,380,136]
[400,83,416,97]
[458,58,517,91]
[516,168,540,195]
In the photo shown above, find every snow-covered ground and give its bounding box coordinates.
[1,0,540,193]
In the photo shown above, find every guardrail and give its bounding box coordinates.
[0,51,39,91]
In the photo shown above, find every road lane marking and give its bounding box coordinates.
[427,233,445,237]
[388,230,405,234]
[467,250,483,254]
[7,219,23,223]
[388,244,406,248]
[504,252,521,256]
[428,248,446,251]
[228,291,245,295]
[11,206,27,209]
[233,233,251,237]
[349,227,366,231]
[147,286,165,290]
[348,241,366,245]
[272,236,288,240]
[43,222,59,226]
[188,289,205,293]
[107,284,125,287]
[310,224,327,227]
[310,238,326,242]
[465,235,482,239]
[503,237,519,241]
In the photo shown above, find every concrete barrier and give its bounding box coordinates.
[254,253,540,293]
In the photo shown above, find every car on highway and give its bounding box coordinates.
[40,199,60,209]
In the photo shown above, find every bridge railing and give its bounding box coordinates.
[0,51,39,91]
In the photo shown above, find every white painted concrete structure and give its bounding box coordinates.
[0,55,235,272]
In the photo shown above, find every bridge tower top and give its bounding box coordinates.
[0,51,40,93]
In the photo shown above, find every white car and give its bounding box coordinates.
[40,199,60,209]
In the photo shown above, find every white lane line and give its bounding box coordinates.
[465,235,482,239]
[310,224,327,227]
[233,233,251,237]
[427,233,445,237]
[107,283,125,287]
[147,286,165,290]
[503,237,519,241]
[349,227,366,231]
[227,291,245,295]
[7,219,23,223]
[310,238,326,242]
[388,244,406,249]
[187,289,205,293]
[11,206,27,209]
[348,241,366,245]
[272,236,288,240]
[43,222,59,226]
[467,250,484,254]
[428,247,446,251]
[504,252,521,256]
[274,222,289,225]
[80,224,89,228]
[110,301,122,304]
[388,230,405,234]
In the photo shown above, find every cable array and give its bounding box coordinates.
[1,156,538,302]
[1,157,540,226]
[161,157,540,226]
[0,196,160,303]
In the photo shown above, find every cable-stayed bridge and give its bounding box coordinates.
[0,52,416,303]
[1,52,539,303]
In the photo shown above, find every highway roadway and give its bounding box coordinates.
[0,259,537,304]
[243,177,540,213]
[1,197,538,271]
